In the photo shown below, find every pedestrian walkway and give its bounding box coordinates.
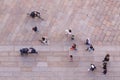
[0,45,119,80]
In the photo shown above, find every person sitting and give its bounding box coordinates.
[103,69,107,75]
[32,26,38,32]
[29,11,41,18]
[29,47,38,54]
[65,29,72,35]
[20,48,29,56]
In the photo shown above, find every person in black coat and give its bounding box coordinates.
[103,69,107,75]
[32,26,38,32]
[20,48,29,56]
[103,54,110,62]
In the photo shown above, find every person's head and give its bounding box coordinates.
[90,44,93,48]
[42,37,45,41]
[34,26,37,28]
[70,55,73,58]
[87,38,90,40]
[69,29,72,33]
[106,54,110,57]
[73,43,76,46]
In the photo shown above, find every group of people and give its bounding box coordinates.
[29,11,49,45]
[21,11,110,75]
[65,29,76,62]
[102,54,110,74]
[20,47,38,56]
[87,54,110,75]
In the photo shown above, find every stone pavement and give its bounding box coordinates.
[0,0,120,80]
[0,45,120,80]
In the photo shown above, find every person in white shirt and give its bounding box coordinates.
[39,37,48,45]
[88,64,96,71]
[85,38,90,45]
[65,29,72,35]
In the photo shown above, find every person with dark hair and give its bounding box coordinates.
[85,38,90,45]
[69,48,74,62]
[30,11,40,18]
[29,47,38,54]
[103,54,110,62]
[103,69,107,75]
[29,11,36,18]
[86,44,94,52]
[69,55,73,62]
[20,48,29,56]
[70,43,77,50]
[39,37,48,45]
[65,29,72,35]
[88,64,96,71]
[103,62,107,69]
[32,26,38,32]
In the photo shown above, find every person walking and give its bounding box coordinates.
[103,54,110,62]
[88,64,96,71]
[65,29,72,35]
[86,44,95,52]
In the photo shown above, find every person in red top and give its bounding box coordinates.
[70,43,77,50]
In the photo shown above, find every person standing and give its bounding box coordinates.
[86,44,95,52]
[85,38,91,45]
[103,69,107,75]
[70,43,77,50]
[65,29,72,35]
[32,26,39,32]
[103,54,110,62]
